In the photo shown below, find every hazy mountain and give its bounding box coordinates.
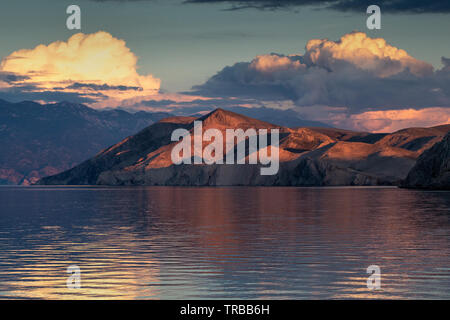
[122,105,331,128]
[222,106,330,128]
[38,109,450,187]
[0,99,172,185]
[402,132,450,189]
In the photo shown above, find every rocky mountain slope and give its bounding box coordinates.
[401,132,450,189]
[0,99,171,185]
[38,109,450,187]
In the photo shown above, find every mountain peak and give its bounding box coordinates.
[200,108,240,120]
[198,108,279,129]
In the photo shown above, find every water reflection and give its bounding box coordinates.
[0,186,449,299]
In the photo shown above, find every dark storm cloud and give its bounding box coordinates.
[0,72,30,84]
[0,82,103,104]
[184,0,450,13]
[190,62,299,101]
[442,57,450,71]
[190,54,450,113]
[0,88,97,104]
[88,0,450,13]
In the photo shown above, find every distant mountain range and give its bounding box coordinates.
[0,100,332,185]
[166,106,331,128]
[38,108,450,187]
[0,99,171,185]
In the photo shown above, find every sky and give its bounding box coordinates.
[0,0,449,132]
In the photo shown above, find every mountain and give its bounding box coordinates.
[374,125,450,153]
[401,132,450,189]
[124,105,331,128]
[0,99,172,185]
[38,109,450,187]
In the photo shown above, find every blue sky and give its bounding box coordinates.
[0,0,449,91]
[0,0,449,131]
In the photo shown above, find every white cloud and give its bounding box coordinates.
[0,31,161,107]
[303,32,433,77]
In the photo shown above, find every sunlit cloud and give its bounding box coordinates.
[286,104,450,132]
[192,32,446,109]
[1,30,449,132]
[303,32,433,77]
[345,107,450,132]
[0,31,161,108]
[189,32,450,131]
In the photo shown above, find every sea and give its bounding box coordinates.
[0,186,449,299]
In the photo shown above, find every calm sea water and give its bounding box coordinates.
[0,186,449,299]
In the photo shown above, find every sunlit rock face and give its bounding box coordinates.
[38,108,450,187]
[402,132,450,190]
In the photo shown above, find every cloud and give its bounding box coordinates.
[344,108,450,132]
[286,104,450,132]
[188,32,450,130]
[0,72,30,84]
[0,87,99,104]
[87,0,450,13]
[192,32,450,113]
[2,29,448,132]
[441,56,450,72]
[303,32,432,77]
[185,0,450,13]
[0,31,160,107]
[120,95,262,113]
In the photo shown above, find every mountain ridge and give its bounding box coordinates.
[0,99,172,185]
[37,108,450,187]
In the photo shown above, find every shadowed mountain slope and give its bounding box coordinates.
[402,132,450,189]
